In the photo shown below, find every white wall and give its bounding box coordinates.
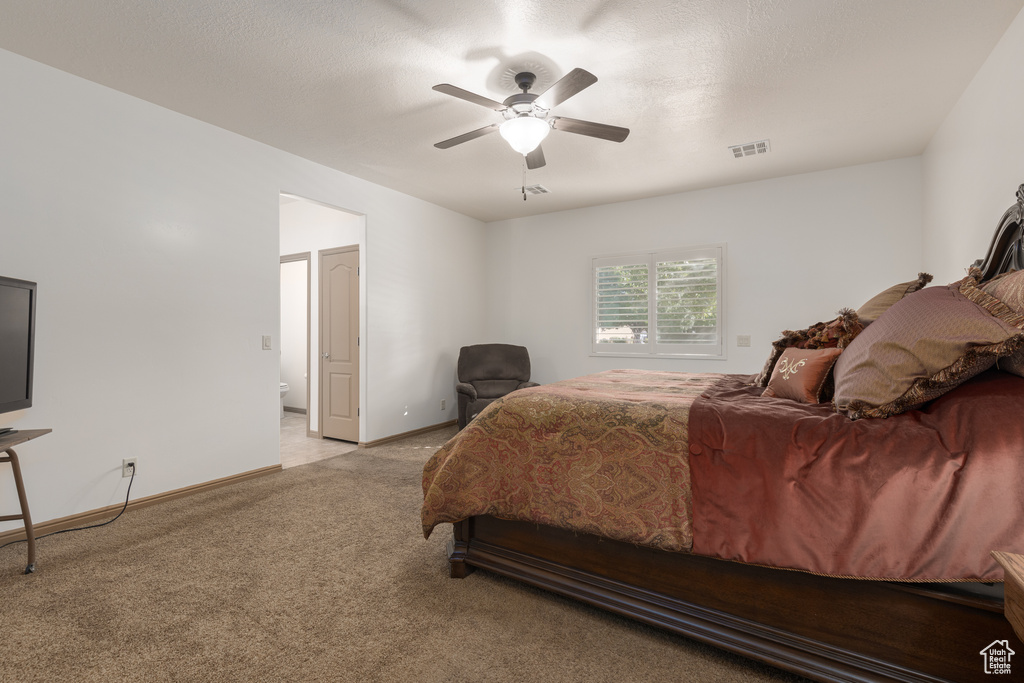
[923,7,1024,283]
[365,195,488,439]
[279,198,362,433]
[484,158,924,383]
[0,47,486,533]
[280,259,308,413]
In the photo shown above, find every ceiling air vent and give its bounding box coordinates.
[729,139,770,158]
[523,184,550,195]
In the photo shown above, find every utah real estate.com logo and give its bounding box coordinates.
[980,640,1015,675]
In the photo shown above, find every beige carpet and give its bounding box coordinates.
[0,426,807,683]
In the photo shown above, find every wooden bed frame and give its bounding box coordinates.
[444,184,1024,683]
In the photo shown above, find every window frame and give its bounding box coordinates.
[590,243,727,359]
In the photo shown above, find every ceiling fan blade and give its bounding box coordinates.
[535,68,598,109]
[526,145,546,170]
[434,123,500,149]
[551,116,629,143]
[432,84,506,111]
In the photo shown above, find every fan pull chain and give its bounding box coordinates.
[522,156,527,201]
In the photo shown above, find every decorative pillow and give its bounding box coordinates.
[981,269,1024,377]
[833,267,1024,419]
[755,308,863,389]
[762,348,843,403]
[856,272,933,325]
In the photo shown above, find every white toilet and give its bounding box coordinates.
[280,382,290,419]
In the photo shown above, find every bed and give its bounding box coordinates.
[422,184,1024,683]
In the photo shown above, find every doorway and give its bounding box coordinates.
[279,193,365,442]
[280,254,310,430]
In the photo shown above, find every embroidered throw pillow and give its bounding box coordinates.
[834,268,1024,419]
[981,269,1024,377]
[856,272,933,325]
[762,348,844,403]
[755,308,863,390]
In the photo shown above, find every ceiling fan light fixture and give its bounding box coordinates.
[433,67,628,170]
[499,116,550,156]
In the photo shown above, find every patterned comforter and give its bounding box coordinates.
[423,368,1024,581]
[422,370,722,552]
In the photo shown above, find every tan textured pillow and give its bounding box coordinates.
[982,270,1024,377]
[834,268,1024,419]
[763,348,843,403]
[856,272,933,325]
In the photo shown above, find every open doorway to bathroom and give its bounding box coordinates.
[279,193,365,451]
[280,254,310,425]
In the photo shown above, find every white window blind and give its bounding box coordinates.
[592,245,725,358]
[594,259,648,345]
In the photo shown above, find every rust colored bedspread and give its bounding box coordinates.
[688,370,1024,581]
[422,370,722,552]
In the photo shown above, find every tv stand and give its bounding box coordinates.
[0,429,51,574]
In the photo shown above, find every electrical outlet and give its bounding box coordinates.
[122,458,137,478]
[440,399,446,411]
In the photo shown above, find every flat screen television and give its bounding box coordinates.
[0,276,36,416]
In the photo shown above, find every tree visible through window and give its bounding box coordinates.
[593,245,725,358]
[594,262,648,344]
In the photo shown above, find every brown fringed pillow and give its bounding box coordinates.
[856,272,933,325]
[755,308,863,391]
[833,267,1024,419]
[763,348,843,403]
[981,269,1024,377]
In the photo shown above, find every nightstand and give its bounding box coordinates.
[993,550,1024,643]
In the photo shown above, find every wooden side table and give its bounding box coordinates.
[1,429,51,574]
[993,551,1024,644]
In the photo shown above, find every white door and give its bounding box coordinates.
[319,247,359,441]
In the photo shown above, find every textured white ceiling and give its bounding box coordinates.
[0,0,1021,222]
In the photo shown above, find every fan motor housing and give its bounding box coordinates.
[503,92,541,112]
[514,71,537,91]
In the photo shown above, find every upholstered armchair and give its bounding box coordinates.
[456,344,539,429]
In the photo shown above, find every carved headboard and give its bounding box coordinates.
[973,183,1024,281]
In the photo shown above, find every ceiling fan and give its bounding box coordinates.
[432,68,629,169]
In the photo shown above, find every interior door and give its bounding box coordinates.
[319,247,359,442]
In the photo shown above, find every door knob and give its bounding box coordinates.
[322,352,330,359]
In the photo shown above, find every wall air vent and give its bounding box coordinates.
[729,139,770,158]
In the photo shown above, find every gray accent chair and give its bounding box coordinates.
[456,344,539,429]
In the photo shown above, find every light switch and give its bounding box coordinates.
[736,335,751,348]
[262,335,272,350]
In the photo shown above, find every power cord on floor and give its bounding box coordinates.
[0,462,136,554]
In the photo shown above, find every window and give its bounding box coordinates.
[592,244,725,358]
